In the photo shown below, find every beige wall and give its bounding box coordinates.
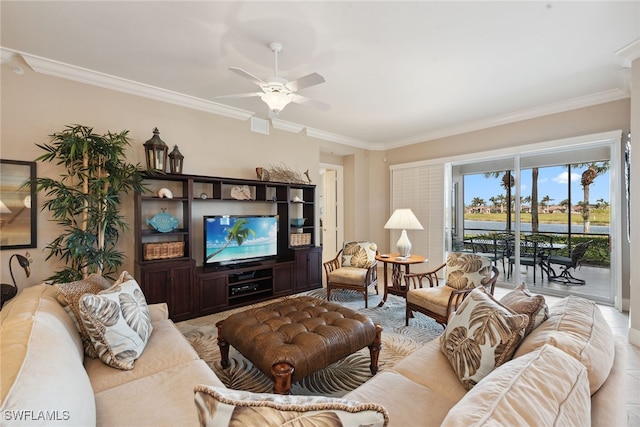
[0,65,342,286]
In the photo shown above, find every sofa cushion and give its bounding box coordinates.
[344,371,459,427]
[513,295,614,395]
[442,344,591,426]
[499,283,548,336]
[85,318,201,393]
[440,287,527,390]
[79,276,153,370]
[95,359,225,427]
[0,285,96,425]
[341,241,377,268]
[194,385,388,427]
[392,338,467,403]
[54,273,112,358]
[444,253,492,290]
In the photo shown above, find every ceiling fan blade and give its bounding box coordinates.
[291,93,330,111]
[229,67,267,86]
[285,72,325,92]
[216,92,263,99]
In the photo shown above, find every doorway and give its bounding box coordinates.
[319,164,344,264]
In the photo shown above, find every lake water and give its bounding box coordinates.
[464,220,610,235]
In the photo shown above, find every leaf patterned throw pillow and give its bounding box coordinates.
[440,287,527,390]
[194,385,389,427]
[341,241,377,268]
[78,274,152,370]
[445,253,492,290]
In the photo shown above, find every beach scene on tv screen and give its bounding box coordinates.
[205,216,278,263]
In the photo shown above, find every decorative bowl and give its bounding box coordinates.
[291,218,306,227]
[146,210,179,233]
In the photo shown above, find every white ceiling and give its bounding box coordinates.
[1,1,639,152]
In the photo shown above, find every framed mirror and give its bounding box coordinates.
[0,160,37,249]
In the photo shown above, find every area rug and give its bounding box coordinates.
[176,288,443,397]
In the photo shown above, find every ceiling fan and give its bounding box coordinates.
[218,42,329,115]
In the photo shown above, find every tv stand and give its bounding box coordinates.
[134,172,322,321]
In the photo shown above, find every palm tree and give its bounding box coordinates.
[470,197,486,212]
[540,195,553,209]
[484,171,514,229]
[205,219,256,261]
[531,168,539,233]
[576,162,610,233]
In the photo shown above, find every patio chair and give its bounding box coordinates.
[405,253,499,327]
[508,234,552,284]
[469,232,514,274]
[324,241,379,308]
[547,240,593,285]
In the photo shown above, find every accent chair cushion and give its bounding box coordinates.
[499,283,549,336]
[328,266,369,285]
[513,295,614,395]
[341,241,377,268]
[442,344,591,426]
[54,273,113,358]
[406,285,456,319]
[194,385,389,427]
[78,273,153,370]
[444,253,492,290]
[440,287,527,390]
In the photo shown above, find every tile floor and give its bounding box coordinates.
[493,285,638,426]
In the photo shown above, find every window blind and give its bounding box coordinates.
[390,163,445,272]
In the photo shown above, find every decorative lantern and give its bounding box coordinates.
[143,127,168,171]
[168,145,184,174]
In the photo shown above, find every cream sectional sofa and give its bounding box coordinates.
[1,284,225,426]
[345,291,627,426]
[1,283,627,426]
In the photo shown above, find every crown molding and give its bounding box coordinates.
[616,38,640,68]
[10,48,255,122]
[384,88,630,150]
[3,47,630,153]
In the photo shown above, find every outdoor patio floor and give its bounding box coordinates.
[497,263,613,305]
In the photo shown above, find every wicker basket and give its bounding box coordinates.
[143,241,185,260]
[290,233,311,247]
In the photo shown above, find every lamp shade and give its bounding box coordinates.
[384,208,423,230]
[384,208,423,257]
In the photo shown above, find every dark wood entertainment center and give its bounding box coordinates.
[134,172,322,321]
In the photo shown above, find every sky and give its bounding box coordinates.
[463,165,610,206]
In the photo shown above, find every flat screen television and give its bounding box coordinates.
[203,215,278,267]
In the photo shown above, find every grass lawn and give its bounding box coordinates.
[464,210,610,225]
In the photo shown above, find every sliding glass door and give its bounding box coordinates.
[446,132,621,306]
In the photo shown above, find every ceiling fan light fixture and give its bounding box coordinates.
[261,91,293,114]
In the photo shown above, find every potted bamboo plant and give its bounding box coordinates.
[34,124,147,283]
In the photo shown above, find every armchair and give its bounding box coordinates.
[405,253,499,327]
[324,241,379,308]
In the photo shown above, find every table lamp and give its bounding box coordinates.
[384,208,423,258]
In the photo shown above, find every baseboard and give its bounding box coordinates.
[629,327,640,347]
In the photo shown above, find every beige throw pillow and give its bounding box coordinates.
[79,275,152,370]
[194,385,389,427]
[54,274,112,358]
[442,344,591,426]
[499,283,549,336]
[513,295,614,395]
[440,287,527,390]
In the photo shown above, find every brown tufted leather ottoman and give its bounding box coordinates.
[216,296,382,395]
